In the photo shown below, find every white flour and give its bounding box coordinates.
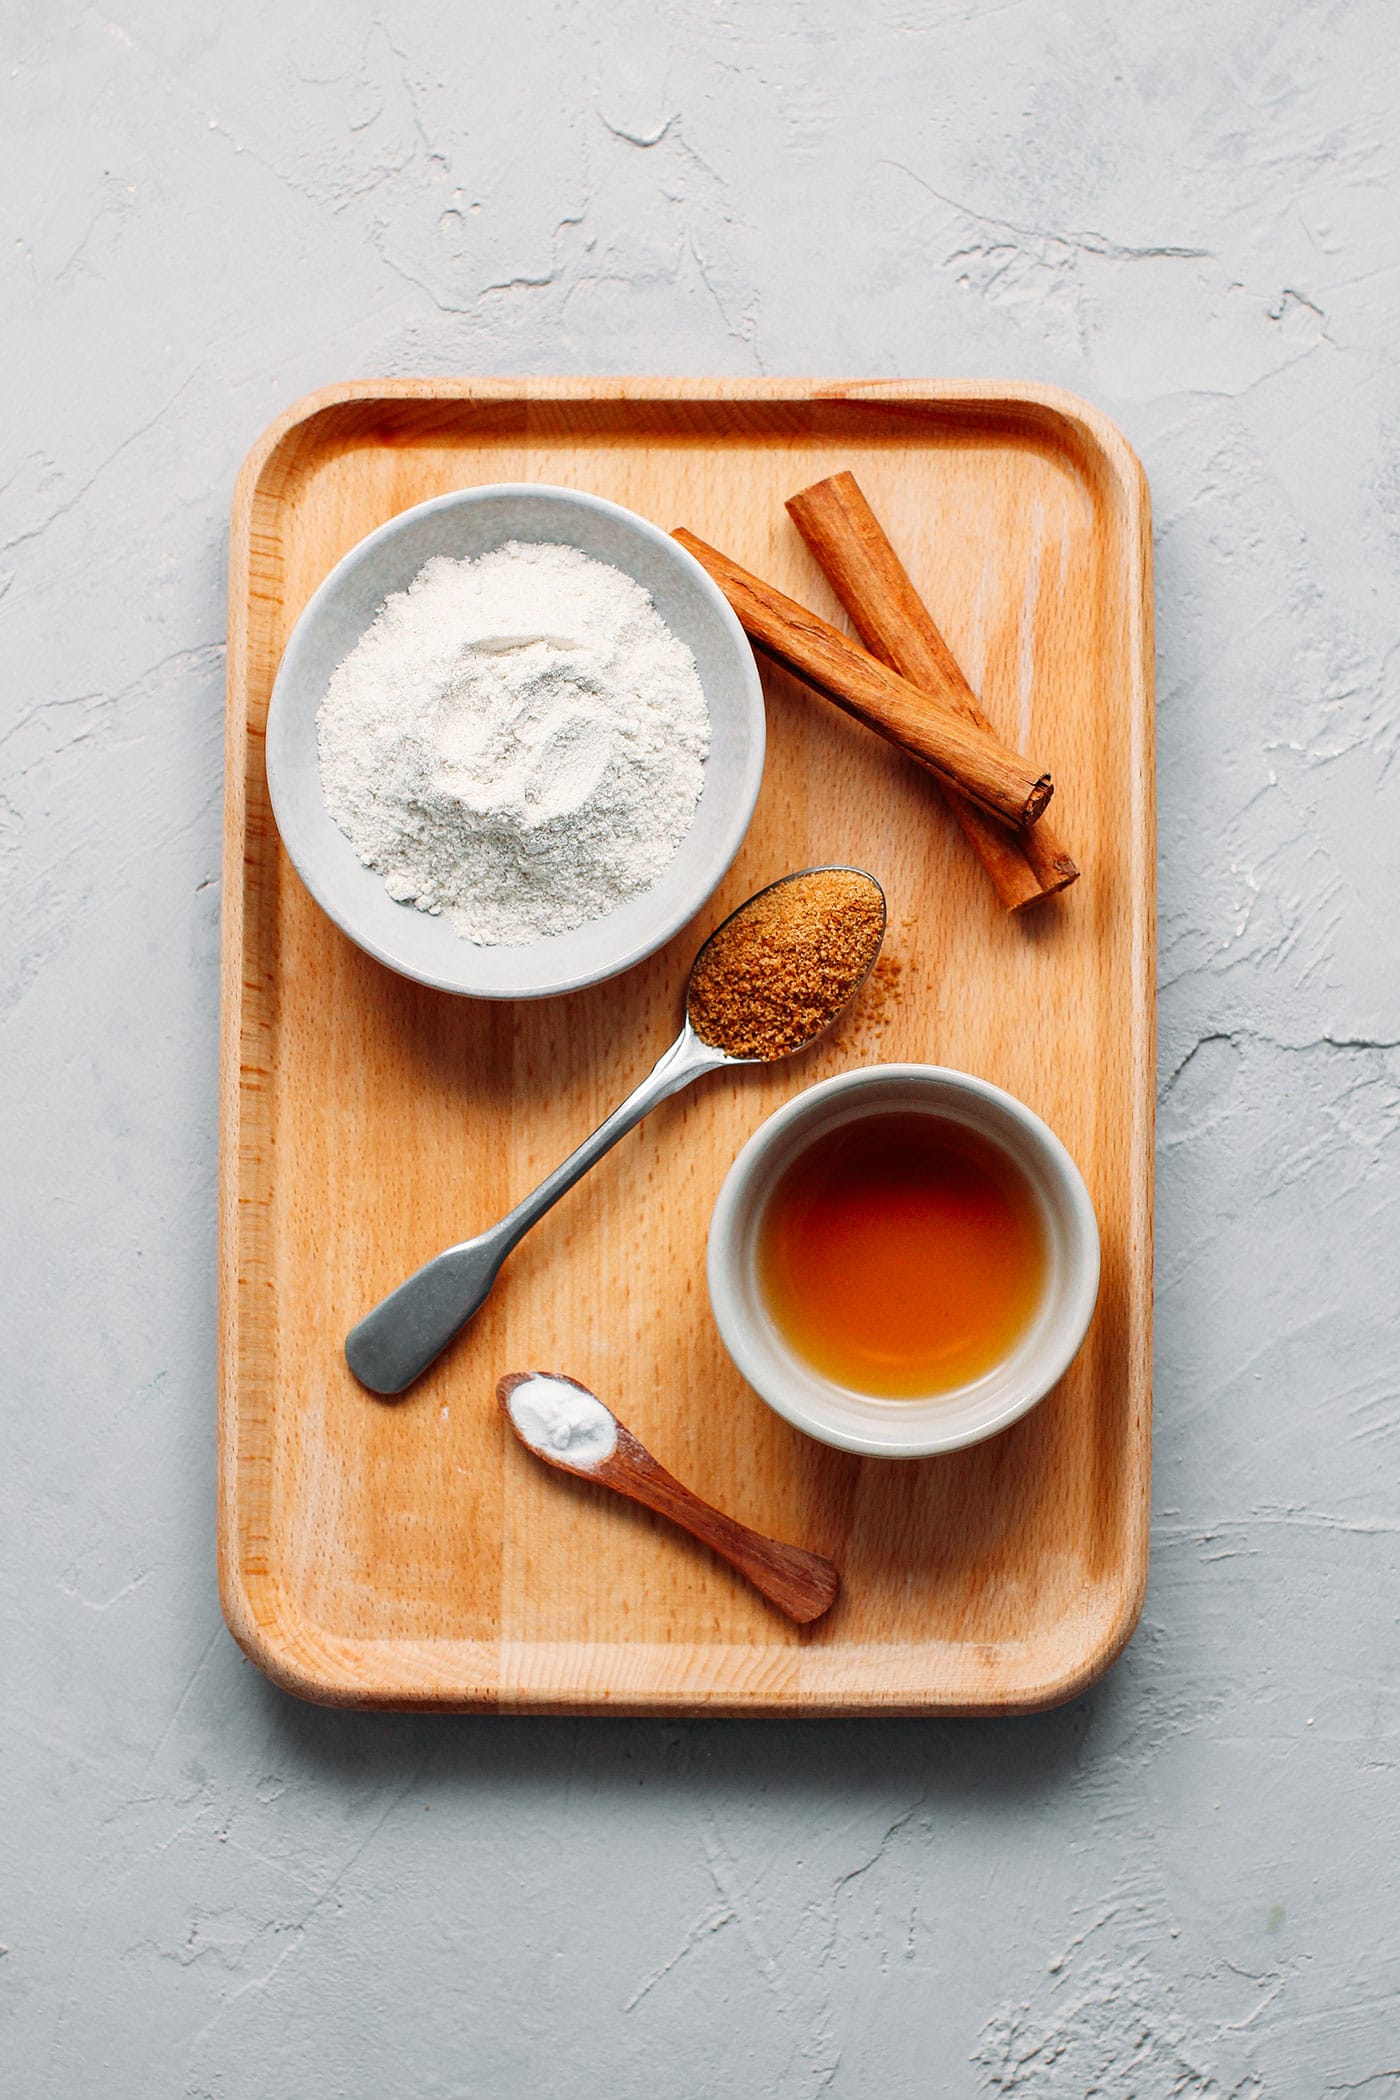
[507,1375,618,1469]
[317,539,710,945]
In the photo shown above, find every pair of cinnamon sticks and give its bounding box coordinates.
[674,472,1077,910]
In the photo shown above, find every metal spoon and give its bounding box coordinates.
[345,867,886,1395]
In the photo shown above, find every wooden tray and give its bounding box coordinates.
[219,378,1154,1714]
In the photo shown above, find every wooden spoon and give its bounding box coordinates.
[497,1371,840,1625]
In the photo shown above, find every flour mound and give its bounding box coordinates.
[316,539,711,946]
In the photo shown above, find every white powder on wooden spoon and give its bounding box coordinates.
[507,1375,618,1469]
[317,539,710,946]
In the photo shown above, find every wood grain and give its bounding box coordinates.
[785,471,1079,908]
[218,377,1155,1715]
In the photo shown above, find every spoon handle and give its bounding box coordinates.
[600,1431,840,1625]
[345,1026,727,1396]
[493,1025,726,1247]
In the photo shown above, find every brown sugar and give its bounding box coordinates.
[686,869,885,1060]
[848,952,905,1046]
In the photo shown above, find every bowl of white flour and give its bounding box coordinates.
[264,484,765,998]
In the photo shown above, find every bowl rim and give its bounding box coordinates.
[264,481,766,1000]
[706,1063,1101,1458]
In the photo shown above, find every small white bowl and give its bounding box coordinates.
[707,1065,1100,1459]
[264,484,765,1000]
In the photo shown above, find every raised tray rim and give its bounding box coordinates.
[218,376,1154,1715]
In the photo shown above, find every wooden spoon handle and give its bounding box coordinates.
[600,1432,839,1625]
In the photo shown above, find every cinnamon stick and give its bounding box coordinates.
[672,529,1053,831]
[785,472,1079,908]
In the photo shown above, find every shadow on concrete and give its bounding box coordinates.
[241,1638,1137,1814]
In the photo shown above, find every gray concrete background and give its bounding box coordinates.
[4,2,1398,2091]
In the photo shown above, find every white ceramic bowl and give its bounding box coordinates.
[264,484,766,999]
[707,1065,1100,1458]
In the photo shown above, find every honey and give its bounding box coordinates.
[756,1111,1047,1397]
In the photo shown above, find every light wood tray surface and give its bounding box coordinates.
[219,378,1154,1714]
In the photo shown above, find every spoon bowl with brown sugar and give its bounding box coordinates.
[346,868,886,1395]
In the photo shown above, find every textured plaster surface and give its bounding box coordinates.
[4,2,1399,2092]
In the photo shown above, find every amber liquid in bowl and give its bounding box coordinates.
[756,1111,1047,1398]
